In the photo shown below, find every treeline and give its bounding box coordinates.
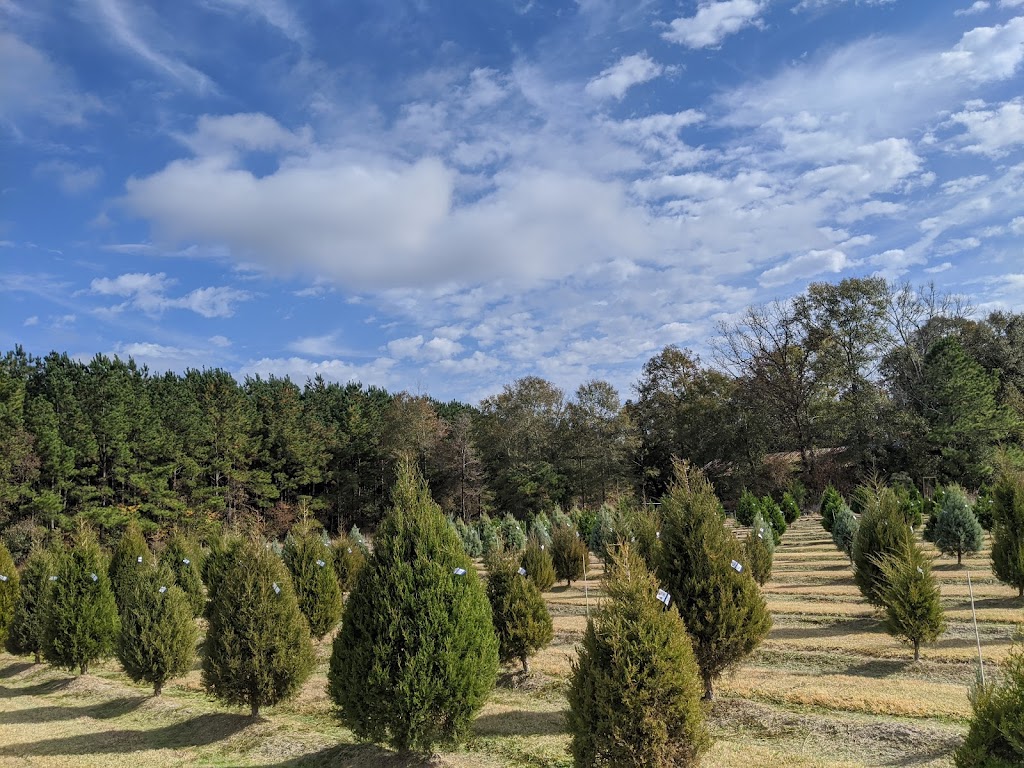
[0,278,1021,545]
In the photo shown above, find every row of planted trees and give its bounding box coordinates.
[0,460,779,766]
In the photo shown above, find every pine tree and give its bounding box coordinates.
[0,542,19,647]
[332,533,366,593]
[831,504,858,562]
[498,513,527,552]
[552,522,587,586]
[282,522,343,640]
[762,496,786,545]
[202,536,315,717]
[486,550,553,672]
[657,463,771,699]
[991,473,1024,597]
[781,491,801,524]
[520,537,556,592]
[852,488,913,606]
[117,561,198,695]
[744,512,774,586]
[43,529,119,675]
[820,485,845,533]
[108,520,152,612]
[873,544,946,661]
[6,547,52,662]
[528,513,552,547]
[567,546,709,767]
[955,640,1024,767]
[735,489,759,526]
[160,532,205,617]
[328,464,499,754]
[933,486,984,566]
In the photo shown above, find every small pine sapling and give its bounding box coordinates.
[991,473,1024,597]
[117,562,198,695]
[202,536,315,717]
[831,505,859,562]
[332,534,367,593]
[108,520,152,612]
[528,513,552,547]
[282,522,343,639]
[520,537,556,592]
[744,512,774,586]
[160,532,205,616]
[873,544,946,661]
[852,488,914,606]
[567,545,709,768]
[761,496,786,544]
[6,547,52,662]
[955,639,1024,767]
[498,513,527,552]
[551,523,587,586]
[820,485,845,532]
[933,486,984,566]
[44,529,119,675]
[486,550,553,672]
[0,542,19,647]
[735,489,759,526]
[781,491,801,524]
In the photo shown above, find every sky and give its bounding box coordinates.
[2,0,1023,404]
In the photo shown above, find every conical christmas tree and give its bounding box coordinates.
[328,463,499,754]
[520,537,556,592]
[744,512,774,586]
[332,533,367,593]
[108,520,152,612]
[160,532,205,616]
[6,547,52,662]
[657,462,771,699]
[551,523,587,587]
[0,542,19,648]
[567,545,710,767]
[202,536,315,717]
[853,488,913,605]
[43,528,119,675]
[117,561,198,694]
[486,550,553,672]
[991,473,1024,597]
[282,521,343,640]
[872,544,945,661]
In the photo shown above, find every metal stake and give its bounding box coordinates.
[967,569,985,687]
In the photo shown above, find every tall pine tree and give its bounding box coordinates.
[657,462,771,699]
[853,488,913,605]
[328,463,499,754]
[108,520,152,611]
[6,547,52,662]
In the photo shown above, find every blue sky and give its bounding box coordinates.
[2,0,1023,403]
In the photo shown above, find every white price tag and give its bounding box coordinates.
[90,573,98,582]
[316,559,326,567]
[272,582,281,594]
[656,588,671,607]
[49,575,58,582]
[0,574,7,582]
[730,560,743,573]
[517,567,527,577]
[183,558,191,565]
[158,586,167,594]
[137,556,143,563]
[453,567,467,576]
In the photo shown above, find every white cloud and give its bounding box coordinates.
[941,175,989,194]
[201,0,308,45]
[238,356,397,387]
[0,33,101,127]
[663,0,764,49]
[181,113,311,156]
[936,236,981,255]
[925,262,953,273]
[951,98,1024,156]
[89,272,251,318]
[287,332,347,357]
[585,53,664,100]
[955,2,991,16]
[758,248,850,287]
[1011,216,1024,233]
[34,160,102,195]
[23,315,38,326]
[1000,0,1024,7]
[209,335,231,348]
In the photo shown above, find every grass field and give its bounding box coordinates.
[1,514,1020,767]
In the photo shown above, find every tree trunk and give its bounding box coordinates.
[250,702,260,718]
[957,551,962,566]
[34,650,41,664]
[522,656,529,674]
[702,673,714,701]
[79,662,88,675]
[914,641,920,662]
[154,681,163,696]
[1019,585,1022,598]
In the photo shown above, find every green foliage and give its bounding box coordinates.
[108,520,152,612]
[657,463,771,699]
[761,495,786,545]
[520,538,556,592]
[0,542,19,647]
[550,507,573,531]
[781,491,801,524]
[892,482,925,529]
[160,532,205,617]
[588,504,620,561]
[202,536,315,716]
[831,504,858,562]
[2,519,45,565]
[567,546,710,767]
[991,473,1024,597]
[933,486,984,565]
[552,522,587,586]
[975,485,996,531]
[477,514,500,557]
[573,506,599,542]
[454,518,483,558]
[744,512,774,586]
[43,528,119,674]
[485,550,553,671]
[735,489,759,527]
[116,561,198,694]
[528,513,552,547]
[332,534,367,593]
[6,547,52,661]
[873,544,946,661]
[852,488,914,606]
[955,641,1024,767]
[625,505,661,573]
[498,512,527,552]
[328,464,499,753]
[820,485,845,533]
[201,531,238,598]
[347,525,369,554]
[282,522,343,639]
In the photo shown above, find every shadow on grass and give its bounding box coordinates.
[0,661,36,679]
[0,676,75,698]
[473,708,565,737]
[0,712,251,757]
[840,658,915,678]
[769,617,879,641]
[262,743,442,767]
[0,695,148,725]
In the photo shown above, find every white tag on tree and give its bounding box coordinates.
[272,582,281,594]
[50,575,58,582]
[347,547,353,554]
[730,560,743,573]
[517,567,527,577]
[917,566,924,575]
[158,586,167,594]
[137,556,143,563]
[656,588,671,607]
[656,531,661,539]
[316,559,326,567]
[90,573,98,582]
[0,574,7,582]
[758,532,764,540]
[183,558,190,565]
[453,567,467,576]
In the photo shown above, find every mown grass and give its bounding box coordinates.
[1,514,1020,767]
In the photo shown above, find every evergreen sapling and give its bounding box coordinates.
[872,544,946,661]
[486,550,553,672]
[831,504,859,562]
[6,547,51,662]
[991,473,1024,597]
[108,520,152,612]
[852,488,913,606]
[551,522,587,587]
[282,522,343,639]
[0,542,19,648]
[160,532,205,617]
[332,533,366,593]
[932,486,983,566]
[520,537,556,592]
[744,512,774,586]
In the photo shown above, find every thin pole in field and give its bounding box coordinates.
[967,569,985,687]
